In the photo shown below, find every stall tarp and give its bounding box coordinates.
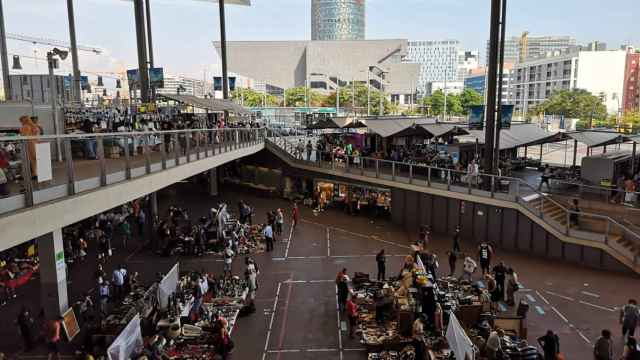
[307,117,367,129]
[567,131,625,148]
[107,314,143,360]
[420,123,469,138]
[463,123,562,150]
[365,117,436,138]
[446,313,475,360]
[158,263,179,310]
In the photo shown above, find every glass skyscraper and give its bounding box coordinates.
[311,0,365,41]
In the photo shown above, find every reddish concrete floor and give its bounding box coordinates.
[2,182,638,359]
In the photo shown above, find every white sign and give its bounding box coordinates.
[35,142,53,182]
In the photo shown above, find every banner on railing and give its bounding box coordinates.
[468,106,484,130]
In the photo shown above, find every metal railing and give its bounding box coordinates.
[267,132,640,268]
[0,128,267,214]
[538,177,639,207]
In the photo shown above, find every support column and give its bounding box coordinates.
[38,229,68,319]
[66,0,82,103]
[483,0,502,174]
[133,0,150,103]
[209,168,218,196]
[150,191,158,250]
[572,139,578,167]
[0,0,10,100]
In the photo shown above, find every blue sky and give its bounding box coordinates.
[3,0,638,84]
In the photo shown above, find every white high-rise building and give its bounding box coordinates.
[457,50,480,81]
[406,40,460,95]
[156,75,207,97]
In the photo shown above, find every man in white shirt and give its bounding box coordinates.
[263,224,274,252]
[223,247,235,278]
[486,328,504,360]
[112,267,125,299]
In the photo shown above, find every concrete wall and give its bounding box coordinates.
[390,187,632,273]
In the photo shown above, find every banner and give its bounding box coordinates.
[229,76,236,91]
[158,262,179,310]
[499,104,514,129]
[107,314,143,360]
[149,67,164,88]
[468,105,485,130]
[63,75,90,90]
[127,69,140,89]
[213,76,222,91]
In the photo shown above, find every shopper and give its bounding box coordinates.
[625,177,638,205]
[296,139,304,159]
[275,208,284,236]
[506,267,519,306]
[137,209,146,237]
[291,202,299,229]
[593,329,613,360]
[485,274,499,310]
[223,247,235,278]
[337,274,349,313]
[17,306,35,352]
[486,328,504,360]
[45,316,62,360]
[538,164,552,191]
[477,242,493,275]
[452,226,461,253]
[306,140,313,161]
[447,251,458,276]
[99,281,110,315]
[376,249,386,281]
[112,266,125,300]
[621,299,640,338]
[537,330,560,360]
[568,198,581,228]
[119,220,132,250]
[19,115,40,179]
[412,317,426,360]
[346,295,358,338]
[263,223,274,252]
[461,256,477,282]
[492,261,507,302]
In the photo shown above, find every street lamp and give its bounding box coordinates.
[48,48,69,162]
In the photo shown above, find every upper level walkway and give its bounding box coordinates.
[266,134,640,273]
[0,128,266,250]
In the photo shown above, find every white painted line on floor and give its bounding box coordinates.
[309,279,334,283]
[577,330,592,344]
[308,255,326,259]
[536,291,550,305]
[272,257,285,261]
[545,290,575,302]
[267,349,301,353]
[327,227,331,257]
[307,348,338,352]
[287,256,306,259]
[283,280,306,284]
[336,284,344,360]
[579,300,615,312]
[551,306,569,323]
[284,220,294,259]
[581,291,600,298]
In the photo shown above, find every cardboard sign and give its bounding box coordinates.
[61,307,80,341]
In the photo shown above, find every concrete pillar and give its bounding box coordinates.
[150,192,158,219]
[209,168,218,196]
[38,229,68,319]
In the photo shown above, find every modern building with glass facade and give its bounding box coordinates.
[311,0,365,41]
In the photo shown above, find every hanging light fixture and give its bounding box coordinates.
[12,55,22,70]
[97,76,104,87]
[103,89,107,97]
[116,79,122,89]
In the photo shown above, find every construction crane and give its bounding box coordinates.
[7,32,102,54]
[519,31,529,63]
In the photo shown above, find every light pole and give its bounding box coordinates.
[0,0,10,100]
[48,48,69,162]
[367,67,371,116]
[66,0,82,104]
[336,75,340,115]
[133,0,150,103]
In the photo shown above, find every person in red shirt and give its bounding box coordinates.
[346,296,358,338]
[46,316,62,360]
[291,202,299,229]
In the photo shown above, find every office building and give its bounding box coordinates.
[214,39,420,102]
[406,40,460,95]
[463,64,513,103]
[457,50,480,81]
[156,75,207,97]
[508,50,627,114]
[427,81,464,96]
[622,49,640,113]
[486,34,576,64]
[311,0,365,41]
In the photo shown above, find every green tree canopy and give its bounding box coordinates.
[324,83,393,115]
[231,88,278,107]
[422,90,465,116]
[284,87,325,107]
[533,89,607,123]
[459,88,484,113]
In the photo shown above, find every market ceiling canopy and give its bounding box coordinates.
[158,94,251,115]
[567,131,626,148]
[365,117,436,138]
[464,123,563,150]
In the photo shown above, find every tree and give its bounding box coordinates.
[284,87,325,107]
[325,83,393,115]
[533,89,607,127]
[459,88,484,113]
[621,111,640,131]
[422,90,464,116]
[231,88,278,107]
